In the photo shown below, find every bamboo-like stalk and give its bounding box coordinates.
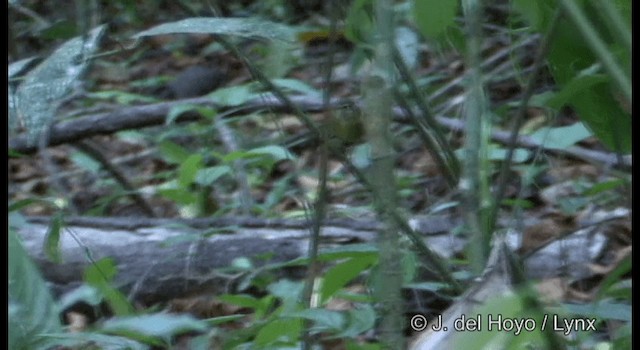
[461,0,491,274]
[363,0,404,347]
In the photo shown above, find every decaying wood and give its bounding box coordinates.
[16,215,606,305]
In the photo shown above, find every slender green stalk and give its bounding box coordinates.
[461,0,490,274]
[362,0,405,347]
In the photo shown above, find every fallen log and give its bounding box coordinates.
[15,215,607,305]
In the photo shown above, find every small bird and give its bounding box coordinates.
[159,65,227,99]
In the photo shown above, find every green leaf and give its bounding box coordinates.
[14,25,106,147]
[83,258,134,316]
[287,309,345,331]
[87,90,158,104]
[321,255,377,303]
[40,332,147,350]
[58,285,104,311]
[133,17,296,42]
[218,294,276,318]
[271,78,322,98]
[158,188,198,205]
[337,304,377,338]
[513,0,631,153]
[345,0,375,44]
[178,154,203,187]
[209,84,257,106]
[413,0,459,40]
[545,71,608,110]
[561,301,631,322]
[246,145,295,162]
[597,253,630,299]
[529,122,593,150]
[166,104,204,125]
[487,145,531,163]
[158,140,190,165]
[102,313,208,340]
[44,212,63,263]
[71,151,102,173]
[254,318,302,346]
[584,179,626,196]
[9,229,62,350]
[195,165,231,186]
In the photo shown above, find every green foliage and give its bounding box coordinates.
[512,0,631,153]
[451,292,550,349]
[9,228,63,350]
[412,0,459,40]
[133,17,296,43]
[43,212,63,263]
[101,313,208,346]
[84,258,135,316]
[528,122,592,150]
[10,25,106,147]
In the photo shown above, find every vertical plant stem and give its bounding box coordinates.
[363,0,404,347]
[461,0,490,274]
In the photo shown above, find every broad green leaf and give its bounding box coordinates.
[133,18,296,42]
[209,84,257,106]
[321,255,377,303]
[545,71,608,110]
[254,318,302,346]
[102,313,208,340]
[287,309,346,331]
[166,104,201,125]
[84,258,134,316]
[272,78,322,98]
[561,301,631,322]
[268,279,304,302]
[413,0,459,40]
[264,41,297,78]
[246,145,295,162]
[178,154,203,187]
[14,25,106,147]
[337,304,377,338]
[158,188,198,205]
[584,179,626,196]
[596,254,630,299]
[158,140,190,164]
[487,146,531,163]
[345,0,375,44]
[39,332,146,350]
[9,229,62,350]
[513,0,631,153]
[529,122,592,150]
[452,293,547,349]
[58,285,104,311]
[71,151,102,173]
[195,165,231,186]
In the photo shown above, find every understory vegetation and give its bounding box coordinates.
[9,0,630,349]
